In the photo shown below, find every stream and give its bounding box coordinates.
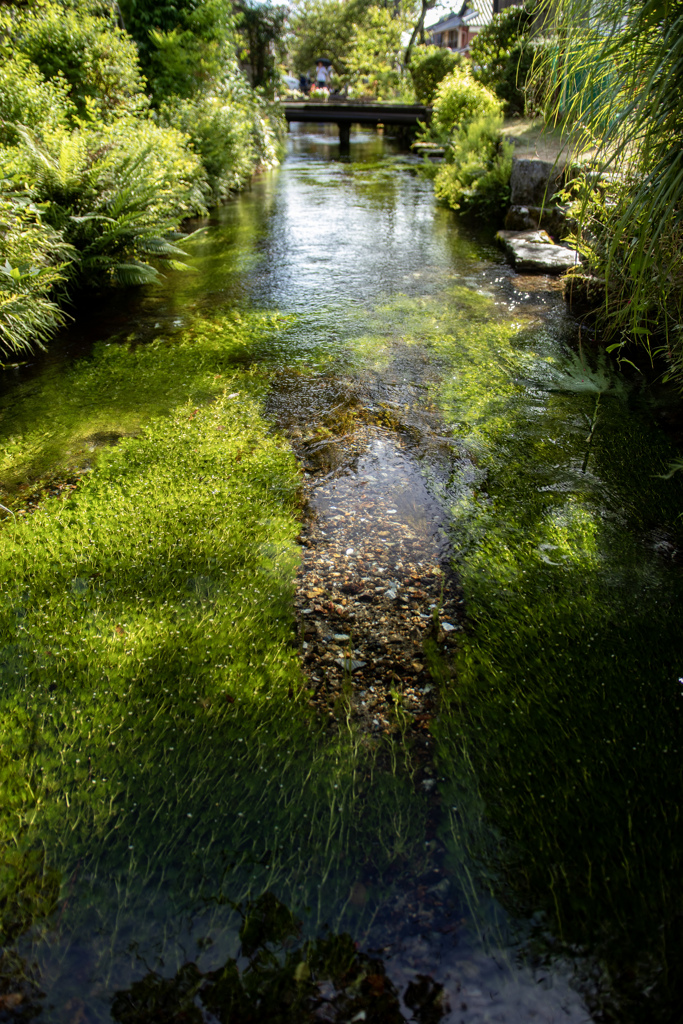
[1,124,683,1023]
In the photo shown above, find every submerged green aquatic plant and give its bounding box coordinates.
[0,308,430,1010]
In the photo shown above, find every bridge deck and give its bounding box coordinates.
[284,101,430,127]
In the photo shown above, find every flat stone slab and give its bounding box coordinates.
[495,229,579,274]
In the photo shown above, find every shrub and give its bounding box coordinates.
[8,118,206,290]
[0,189,71,362]
[14,2,145,121]
[163,90,282,203]
[140,0,235,104]
[0,54,74,145]
[493,40,535,115]
[409,46,463,105]
[159,59,284,204]
[434,113,514,220]
[429,66,503,142]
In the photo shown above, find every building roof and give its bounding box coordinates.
[427,2,493,34]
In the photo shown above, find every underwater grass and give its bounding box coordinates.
[398,286,683,1019]
[346,282,683,1016]
[0,315,429,1017]
[0,312,293,492]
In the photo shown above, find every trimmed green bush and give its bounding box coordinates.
[409,45,463,105]
[430,66,503,142]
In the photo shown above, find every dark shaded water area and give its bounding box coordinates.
[1,124,683,1022]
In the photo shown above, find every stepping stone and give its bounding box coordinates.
[495,229,579,274]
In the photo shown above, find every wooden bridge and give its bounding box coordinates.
[283,101,431,150]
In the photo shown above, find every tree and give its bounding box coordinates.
[288,0,372,82]
[404,0,436,67]
[118,0,235,102]
[347,4,409,98]
[235,1,288,93]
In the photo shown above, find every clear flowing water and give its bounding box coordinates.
[1,124,683,1022]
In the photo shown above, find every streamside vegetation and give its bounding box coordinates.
[418,67,514,220]
[537,0,683,384]
[0,0,284,364]
[408,3,544,221]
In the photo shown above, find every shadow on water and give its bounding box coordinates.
[0,125,682,1022]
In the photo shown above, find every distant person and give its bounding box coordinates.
[299,73,311,95]
[315,61,329,90]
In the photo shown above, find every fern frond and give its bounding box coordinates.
[113,262,160,286]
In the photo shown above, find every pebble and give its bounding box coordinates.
[278,401,466,762]
[335,658,366,671]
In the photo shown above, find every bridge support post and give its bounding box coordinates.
[338,122,350,155]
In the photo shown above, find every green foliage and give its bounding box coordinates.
[118,0,209,57]
[288,0,372,82]
[422,287,683,1019]
[0,0,284,357]
[434,113,513,220]
[408,45,463,105]
[536,0,683,381]
[429,65,503,142]
[493,40,536,114]
[470,0,537,114]
[161,85,284,202]
[426,67,511,221]
[0,311,429,1005]
[13,1,145,121]
[130,0,237,103]
[8,119,205,290]
[235,1,288,93]
[288,0,417,97]
[347,4,410,100]
[0,53,74,145]
[0,188,71,362]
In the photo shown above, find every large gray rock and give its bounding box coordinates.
[510,158,565,207]
[495,229,579,274]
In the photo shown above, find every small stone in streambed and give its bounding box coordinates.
[442,622,456,631]
[385,589,397,600]
[333,633,350,641]
[336,658,366,671]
